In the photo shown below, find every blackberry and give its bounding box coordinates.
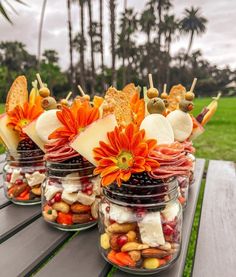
[64,156,84,165]
[17,138,38,151]
[127,172,163,186]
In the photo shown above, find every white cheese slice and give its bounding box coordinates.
[45,185,63,201]
[162,202,180,221]
[62,191,78,205]
[109,203,135,224]
[25,172,46,187]
[10,169,22,183]
[138,211,165,247]
[77,192,95,205]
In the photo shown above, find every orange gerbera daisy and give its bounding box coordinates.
[7,100,43,136]
[93,123,159,186]
[49,100,99,142]
[130,91,145,127]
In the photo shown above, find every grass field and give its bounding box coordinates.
[0,98,235,276]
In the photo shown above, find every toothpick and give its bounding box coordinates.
[65,91,72,101]
[36,73,44,88]
[78,85,86,96]
[148,73,154,88]
[163,84,167,94]
[190,78,197,93]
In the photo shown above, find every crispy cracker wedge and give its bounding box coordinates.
[6,75,28,112]
[167,84,186,112]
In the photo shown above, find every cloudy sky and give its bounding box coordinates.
[0,0,236,70]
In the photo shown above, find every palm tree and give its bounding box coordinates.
[0,0,26,24]
[109,0,116,86]
[78,0,86,89]
[180,7,207,54]
[140,2,156,73]
[87,0,95,94]
[67,0,74,90]
[99,0,105,90]
[37,0,47,69]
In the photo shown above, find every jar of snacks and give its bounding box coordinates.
[3,148,45,205]
[177,175,189,208]
[42,158,101,231]
[99,174,182,274]
[187,154,196,185]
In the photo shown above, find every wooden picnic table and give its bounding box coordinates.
[0,154,235,277]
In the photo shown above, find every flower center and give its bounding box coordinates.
[19,119,30,127]
[117,151,133,169]
[78,127,85,133]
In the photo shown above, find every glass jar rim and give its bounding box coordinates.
[6,149,45,161]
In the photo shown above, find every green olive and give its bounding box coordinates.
[39,87,50,98]
[60,99,69,106]
[185,91,195,101]
[161,92,168,99]
[147,88,159,99]
[41,97,57,110]
[147,97,165,114]
[179,100,194,112]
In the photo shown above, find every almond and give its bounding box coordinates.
[121,242,149,252]
[141,248,169,258]
[72,213,91,224]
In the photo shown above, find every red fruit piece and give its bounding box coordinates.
[6,173,12,182]
[15,179,23,185]
[117,235,128,247]
[54,192,62,202]
[163,224,174,236]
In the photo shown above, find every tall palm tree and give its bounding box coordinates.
[109,0,116,86]
[78,0,86,89]
[140,2,156,73]
[87,0,95,94]
[0,0,26,24]
[180,7,207,54]
[37,0,47,69]
[99,0,105,90]
[67,0,74,90]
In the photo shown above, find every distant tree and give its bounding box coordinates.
[42,49,59,65]
[180,7,207,54]
[0,0,26,24]
[109,0,116,86]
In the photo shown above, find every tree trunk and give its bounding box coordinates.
[88,0,95,94]
[166,37,171,86]
[67,0,74,91]
[37,0,47,70]
[187,30,194,54]
[147,31,151,73]
[110,0,116,86]
[157,1,163,88]
[79,0,85,90]
[99,0,105,90]
[122,1,127,87]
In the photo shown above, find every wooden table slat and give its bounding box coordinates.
[0,217,73,277]
[0,188,10,209]
[112,158,205,277]
[35,227,112,277]
[0,203,41,243]
[192,160,236,277]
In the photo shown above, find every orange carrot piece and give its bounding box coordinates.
[115,252,135,267]
[107,250,125,267]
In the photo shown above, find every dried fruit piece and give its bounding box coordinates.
[57,212,73,225]
[143,258,160,269]
[115,252,135,267]
[128,250,141,262]
[6,76,28,112]
[71,203,91,214]
[107,223,136,234]
[100,233,110,250]
[72,213,91,224]
[52,201,70,213]
[141,248,169,258]
[107,250,125,267]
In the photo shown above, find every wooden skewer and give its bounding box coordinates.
[65,91,72,101]
[78,85,86,96]
[163,84,167,94]
[190,78,197,93]
[36,73,44,89]
[148,73,154,88]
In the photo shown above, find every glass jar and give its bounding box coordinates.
[99,176,182,274]
[3,149,45,205]
[188,154,196,185]
[42,160,101,231]
[177,175,189,209]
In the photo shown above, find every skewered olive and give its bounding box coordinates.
[39,87,50,98]
[179,100,194,112]
[161,92,168,99]
[185,91,195,101]
[60,99,69,106]
[147,97,165,114]
[41,97,57,110]
[147,88,159,99]
[83,94,91,101]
